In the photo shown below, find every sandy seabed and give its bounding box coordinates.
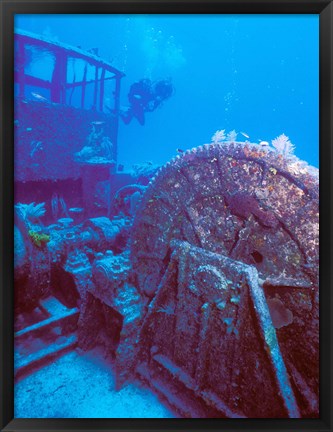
[14,349,175,418]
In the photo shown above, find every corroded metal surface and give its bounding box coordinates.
[131,142,319,417]
[135,241,300,417]
[131,142,318,293]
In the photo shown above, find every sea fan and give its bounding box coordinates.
[211,129,226,144]
[15,202,46,221]
[227,129,237,142]
[271,133,295,156]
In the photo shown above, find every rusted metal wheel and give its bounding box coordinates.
[131,142,319,417]
[131,142,318,293]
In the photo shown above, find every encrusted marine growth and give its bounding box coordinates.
[224,191,279,229]
[28,230,50,248]
[130,141,319,417]
[131,142,318,294]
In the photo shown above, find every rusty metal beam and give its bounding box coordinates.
[245,266,301,418]
[99,68,106,112]
[15,29,125,78]
[65,76,115,89]
[93,66,99,110]
[81,63,88,109]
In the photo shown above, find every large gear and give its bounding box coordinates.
[131,141,319,416]
[131,142,318,296]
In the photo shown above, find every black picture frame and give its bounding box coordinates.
[1,0,332,431]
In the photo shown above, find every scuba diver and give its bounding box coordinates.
[120,78,174,125]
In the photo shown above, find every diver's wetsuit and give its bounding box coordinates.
[121,78,173,125]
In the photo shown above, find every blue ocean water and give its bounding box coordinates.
[15,14,319,167]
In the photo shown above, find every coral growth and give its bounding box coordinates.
[227,129,237,142]
[271,133,295,156]
[131,162,160,184]
[74,121,115,163]
[28,230,50,248]
[15,202,46,222]
[211,129,226,144]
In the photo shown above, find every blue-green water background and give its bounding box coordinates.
[15,14,319,168]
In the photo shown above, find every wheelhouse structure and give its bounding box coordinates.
[15,29,124,111]
[14,29,125,214]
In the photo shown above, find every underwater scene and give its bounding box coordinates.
[14,14,319,418]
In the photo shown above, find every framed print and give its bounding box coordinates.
[0,0,332,431]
